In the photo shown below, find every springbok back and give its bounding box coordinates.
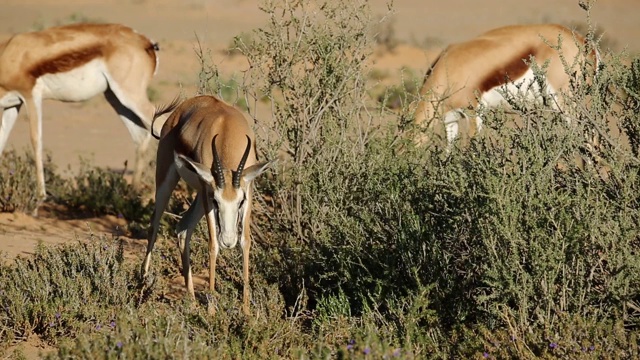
[414,24,600,146]
[0,23,158,204]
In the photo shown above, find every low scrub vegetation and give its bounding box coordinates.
[2,0,640,358]
[0,150,60,213]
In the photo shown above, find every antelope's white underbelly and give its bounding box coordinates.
[35,59,108,102]
[480,68,557,108]
[442,68,559,145]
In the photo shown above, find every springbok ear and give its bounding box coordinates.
[242,158,277,183]
[178,154,215,183]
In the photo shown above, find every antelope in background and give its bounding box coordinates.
[141,95,275,316]
[413,24,600,147]
[0,23,159,206]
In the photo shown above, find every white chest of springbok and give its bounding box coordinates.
[413,24,600,146]
[0,23,159,202]
[141,95,274,316]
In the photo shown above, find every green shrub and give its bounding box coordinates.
[227,0,640,355]
[0,149,64,213]
[195,43,251,111]
[227,31,257,56]
[0,237,134,344]
[619,57,640,157]
[49,283,312,359]
[0,150,152,223]
[375,68,422,110]
[56,160,153,223]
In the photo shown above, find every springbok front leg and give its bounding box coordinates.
[0,105,20,154]
[201,189,220,315]
[141,145,180,281]
[201,190,219,293]
[241,190,253,316]
[24,95,46,201]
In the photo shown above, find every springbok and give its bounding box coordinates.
[141,95,274,316]
[413,24,600,146]
[0,23,159,202]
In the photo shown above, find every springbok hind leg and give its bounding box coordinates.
[104,87,154,187]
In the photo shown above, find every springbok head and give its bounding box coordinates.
[178,135,272,248]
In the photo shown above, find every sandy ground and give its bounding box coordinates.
[0,0,638,357]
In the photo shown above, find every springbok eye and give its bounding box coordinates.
[238,195,246,210]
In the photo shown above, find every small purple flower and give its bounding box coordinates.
[483,352,490,358]
[49,322,55,327]
[116,341,123,349]
[363,347,371,355]
[110,320,116,328]
[347,339,355,350]
[96,324,102,330]
[9,169,14,176]
[117,213,123,219]
[549,342,558,349]
[392,348,401,357]
[589,345,595,351]
[55,312,61,319]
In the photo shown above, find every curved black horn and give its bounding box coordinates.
[233,135,252,188]
[212,135,225,187]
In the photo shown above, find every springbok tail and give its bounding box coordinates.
[151,96,181,139]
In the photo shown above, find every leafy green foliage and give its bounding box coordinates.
[56,160,153,222]
[0,237,134,344]
[374,68,422,110]
[0,150,64,213]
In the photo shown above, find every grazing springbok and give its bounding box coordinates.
[413,24,600,146]
[141,95,274,316]
[0,23,159,202]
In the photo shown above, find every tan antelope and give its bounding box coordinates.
[0,23,159,202]
[413,24,600,146]
[141,95,274,316]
